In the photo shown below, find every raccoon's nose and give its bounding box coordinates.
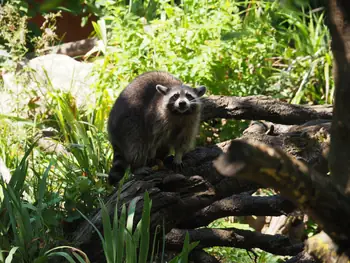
[179,101,187,108]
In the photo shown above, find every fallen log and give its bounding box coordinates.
[72,120,330,262]
[214,140,350,255]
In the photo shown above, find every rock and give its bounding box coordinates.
[0,157,10,183]
[1,54,98,116]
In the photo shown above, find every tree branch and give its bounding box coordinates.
[178,194,296,229]
[165,228,303,256]
[202,95,332,124]
[305,231,350,262]
[214,140,350,252]
[27,38,98,58]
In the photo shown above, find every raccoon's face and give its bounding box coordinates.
[156,84,206,114]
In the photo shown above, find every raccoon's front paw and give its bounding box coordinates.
[172,158,185,173]
[173,161,184,173]
[108,172,123,186]
[163,155,184,173]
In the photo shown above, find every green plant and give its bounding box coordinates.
[0,146,85,263]
[91,0,332,145]
[79,191,199,262]
[78,193,149,263]
[0,2,28,66]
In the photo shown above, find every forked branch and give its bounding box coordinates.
[178,194,296,229]
[214,140,350,252]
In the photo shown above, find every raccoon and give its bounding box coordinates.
[107,71,206,185]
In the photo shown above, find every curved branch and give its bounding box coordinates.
[202,95,332,124]
[165,228,303,256]
[305,231,350,262]
[214,140,350,251]
[178,194,296,229]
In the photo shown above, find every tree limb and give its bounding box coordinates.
[305,231,350,263]
[214,140,350,252]
[178,194,296,229]
[202,95,332,124]
[165,228,303,256]
[27,38,98,59]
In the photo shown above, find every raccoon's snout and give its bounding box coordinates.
[178,101,187,109]
[176,99,189,112]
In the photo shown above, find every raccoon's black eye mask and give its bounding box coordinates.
[156,84,207,98]
[171,93,180,100]
[185,93,194,101]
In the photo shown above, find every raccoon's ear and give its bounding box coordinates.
[156,84,170,95]
[195,86,206,97]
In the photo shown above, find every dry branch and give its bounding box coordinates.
[202,95,332,124]
[166,228,303,256]
[305,231,350,263]
[178,194,296,229]
[32,38,98,58]
[214,140,350,253]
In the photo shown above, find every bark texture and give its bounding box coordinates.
[327,0,350,195]
[214,140,350,253]
[72,119,331,262]
[202,95,332,124]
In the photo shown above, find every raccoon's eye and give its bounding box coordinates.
[172,94,180,100]
[185,93,194,101]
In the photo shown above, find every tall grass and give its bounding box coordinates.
[0,0,333,262]
[0,146,87,263]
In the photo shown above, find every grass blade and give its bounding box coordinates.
[5,247,19,263]
[100,199,114,263]
[138,191,151,263]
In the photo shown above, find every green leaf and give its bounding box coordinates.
[116,204,126,263]
[5,247,19,263]
[47,251,76,263]
[138,191,152,263]
[100,199,114,263]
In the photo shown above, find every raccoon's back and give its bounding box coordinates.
[108,71,182,138]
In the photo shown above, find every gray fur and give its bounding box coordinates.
[107,71,206,185]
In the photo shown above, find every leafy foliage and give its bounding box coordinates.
[95,0,332,104]
[0,0,333,262]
